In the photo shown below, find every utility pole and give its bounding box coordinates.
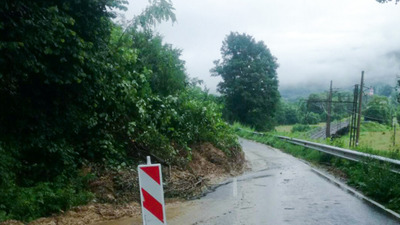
[326,81,333,138]
[394,116,396,146]
[349,84,359,147]
[395,124,397,147]
[355,71,364,146]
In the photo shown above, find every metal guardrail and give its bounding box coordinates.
[277,136,400,173]
[236,128,400,173]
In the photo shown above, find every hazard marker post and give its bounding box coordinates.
[138,156,167,225]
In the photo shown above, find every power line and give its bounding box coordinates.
[306,100,354,104]
[343,109,388,123]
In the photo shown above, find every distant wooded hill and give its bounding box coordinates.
[279,82,396,102]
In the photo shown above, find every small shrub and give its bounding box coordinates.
[0,175,93,222]
[291,124,312,133]
[301,112,321,125]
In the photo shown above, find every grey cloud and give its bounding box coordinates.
[122,0,400,94]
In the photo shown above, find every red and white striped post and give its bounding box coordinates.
[138,156,167,225]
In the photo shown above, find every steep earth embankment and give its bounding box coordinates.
[1,143,244,225]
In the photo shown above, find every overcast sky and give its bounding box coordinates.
[122,0,400,93]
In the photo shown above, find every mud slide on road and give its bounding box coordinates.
[96,138,400,225]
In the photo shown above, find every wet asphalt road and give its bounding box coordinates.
[168,138,400,225]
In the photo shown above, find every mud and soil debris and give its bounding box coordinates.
[0,203,140,225]
[165,142,244,198]
[2,142,244,225]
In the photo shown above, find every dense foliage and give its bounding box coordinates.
[0,0,239,221]
[279,81,400,127]
[277,90,355,126]
[291,124,312,133]
[364,95,391,124]
[211,32,280,131]
[276,100,300,125]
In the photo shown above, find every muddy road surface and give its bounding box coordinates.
[101,138,400,225]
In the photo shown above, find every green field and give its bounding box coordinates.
[340,130,399,151]
[275,125,293,133]
[275,121,399,152]
[275,122,325,134]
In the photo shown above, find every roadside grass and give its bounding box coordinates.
[338,122,400,152]
[274,123,325,135]
[273,125,319,140]
[272,121,400,159]
[275,125,293,133]
[339,131,397,151]
[235,123,400,213]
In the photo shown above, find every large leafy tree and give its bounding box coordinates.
[276,100,300,125]
[364,95,391,124]
[0,0,132,220]
[211,32,279,130]
[306,93,326,115]
[130,30,187,96]
[0,0,129,183]
[0,0,178,181]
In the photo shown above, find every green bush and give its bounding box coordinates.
[364,96,391,125]
[301,112,321,125]
[361,121,390,132]
[0,175,93,222]
[134,88,240,163]
[276,101,300,125]
[291,124,312,133]
[345,161,400,211]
